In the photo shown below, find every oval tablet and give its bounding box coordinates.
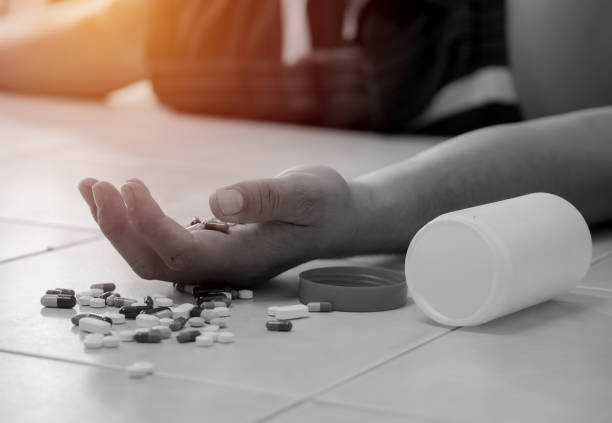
[89,298,106,308]
[217,332,235,344]
[196,335,214,347]
[79,317,111,334]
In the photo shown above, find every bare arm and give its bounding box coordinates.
[0,0,148,97]
[352,107,612,254]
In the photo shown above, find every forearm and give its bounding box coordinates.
[0,0,148,97]
[350,107,612,254]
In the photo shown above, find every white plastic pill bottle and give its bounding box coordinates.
[404,193,592,326]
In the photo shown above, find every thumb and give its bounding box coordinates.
[209,175,321,224]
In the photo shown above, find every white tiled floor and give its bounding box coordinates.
[1,87,611,423]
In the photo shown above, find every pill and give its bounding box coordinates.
[267,306,278,317]
[188,317,205,327]
[148,307,173,319]
[200,310,220,322]
[159,317,173,327]
[105,313,126,325]
[126,361,154,378]
[210,318,228,328]
[214,307,231,317]
[176,329,201,343]
[143,296,154,308]
[76,290,94,298]
[84,334,104,349]
[202,325,219,333]
[195,335,214,347]
[226,288,239,300]
[307,302,333,312]
[79,317,111,334]
[266,320,293,332]
[46,288,75,296]
[171,305,192,320]
[206,332,219,342]
[155,297,173,308]
[90,283,116,292]
[217,332,235,344]
[78,296,92,306]
[193,287,225,297]
[136,314,160,328]
[106,293,121,305]
[134,329,162,343]
[190,306,204,318]
[102,335,120,348]
[98,291,114,301]
[89,288,104,297]
[238,289,253,299]
[40,294,76,309]
[204,219,230,233]
[169,317,187,332]
[199,301,215,310]
[89,298,106,308]
[275,304,309,320]
[131,302,148,307]
[71,313,112,326]
[197,295,230,307]
[189,216,202,226]
[151,325,172,339]
[119,305,150,319]
[113,297,137,307]
[119,330,135,342]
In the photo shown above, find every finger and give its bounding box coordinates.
[209,173,323,225]
[121,181,199,272]
[91,181,175,281]
[78,178,99,222]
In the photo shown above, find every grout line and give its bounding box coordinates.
[0,348,125,372]
[0,235,103,265]
[591,250,612,265]
[0,216,100,233]
[251,327,459,423]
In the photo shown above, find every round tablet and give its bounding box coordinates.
[155,297,173,307]
[217,332,235,344]
[78,295,92,306]
[89,298,106,308]
[188,317,205,327]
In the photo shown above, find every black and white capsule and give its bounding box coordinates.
[266,320,293,332]
[307,302,334,312]
[134,329,162,343]
[119,305,150,319]
[169,317,187,332]
[46,288,75,296]
[90,283,116,292]
[40,294,76,309]
[176,329,201,343]
[71,313,113,326]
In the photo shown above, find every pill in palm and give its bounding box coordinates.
[238,289,253,299]
[195,335,214,347]
[136,314,160,328]
[79,317,111,334]
[40,294,76,309]
[275,305,309,320]
[217,332,235,344]
[307,302,333,312]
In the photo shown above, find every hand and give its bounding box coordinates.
[78,166,364,286]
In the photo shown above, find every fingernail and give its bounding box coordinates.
[216,189,243,216]
[121,184,136,212]
[92,184,106,208]
[126,178,150,194]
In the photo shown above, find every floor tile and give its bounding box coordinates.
[321,292,612,423]
[0,240,447,396]
[0,221,98,262]
[0,351,293,423]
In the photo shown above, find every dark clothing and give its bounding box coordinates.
[147,0,521,134]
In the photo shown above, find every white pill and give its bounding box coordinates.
[238,289,253,299]
[267,306,278,317]
[78,296,92,306]
[217,332,235,344]
[102,335,120,348]
[155,297,173,307]
[171,307,190,320]
[79,317,111,334]
[151,325,171,339]
[126,361,154,378]
[159,317,174,327]
[119,330,135,342]
[76,290,93,298]
[132,302,147,307]
[89,289,104,296]
[105,313,126,325]
[210,318,228,328]
[188,317,205,327]
[195,335,214,347]
[178,303,195,310]
[275,304,309,320]
[202,325,219,333]
[200,310,220,322]
[84,334,104,349]
[136,314,160,328]
[214,307,231,317]
[89,298,106,308]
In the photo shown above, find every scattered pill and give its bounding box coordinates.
[207,332,219,342]
[177,329,201,343]
[217,332,235,344]
[238,289,253,299]
[226,288,239,300]
[119,330,135,342]
[46,288,75,296]
[79,317,111,334]
[89,288,104,297]
[266,320,293,332]
[267,306,278,317]
[99,291,114,301]
[190,306,204,318]
[202,325,219,333]
[131,302,148,307]
[102,335,120,348]
[210,318,228,328]
[119,305,150,319]
[76,290,94,298]
[189,217,202,226]
[143,296,154,308]
[188,317,205,327]
[84,334,104,349]
[78,296,92,306]
[201,309,220,322]
[155,297,173,308]
[71,313,112,326]
[40,294,76,309]
[169,317,187,332]
[171,305,192,320]
[214,307,231,317]
[134,329,162,343]
[89,298,106,308]
[90,283,116,292]
[275,304,309,320]
[136,314,160,328]
[126,361,154,378]
[113,297,137,307]
[199,301,215,310]
[307,302,333,312]
[195,335,214,347]
[106,293,121,305]
[159,317,173,327]
[105,313,126,325]
[151,325,171,339]
[204,219,230,233]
